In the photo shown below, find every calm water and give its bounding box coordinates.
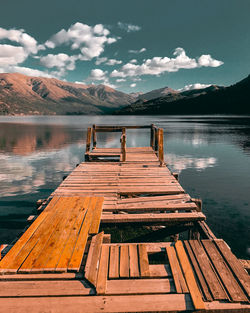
[0,115,249,259]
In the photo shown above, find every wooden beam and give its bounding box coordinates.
[92,124,97,148]
[85,127,92,153]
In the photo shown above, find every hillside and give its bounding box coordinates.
[0,73,134,115]
[114,76,250,115]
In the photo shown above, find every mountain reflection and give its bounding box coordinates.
[0,123,83,155]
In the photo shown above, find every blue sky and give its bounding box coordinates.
[0,0,250,93]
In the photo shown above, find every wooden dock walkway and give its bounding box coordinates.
[0,124,249,312]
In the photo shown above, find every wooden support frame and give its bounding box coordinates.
[92,124,97,149]
[150,124,155,148]
[85,127,92,154]
[121,127,126,162]
[158,128,164,166]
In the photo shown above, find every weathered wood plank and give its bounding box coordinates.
[85,232,104,286]
[215,239,250,298]
[96,245,110,295]
[68,197,97,271]
[109,245,119,279]
[183,240,213,301]
[202,240,248,302]
[175,241,205,310]
[188,239,228,300]
[138,244,150,278]
[119,245,129,278]
[166,246,189,293]
[106,278,175,295]
[89,197,104,234]
[129,244,139,278]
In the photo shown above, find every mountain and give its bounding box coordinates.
[0,73,134,115]
[137,86,178,101]
[114,76,250,115]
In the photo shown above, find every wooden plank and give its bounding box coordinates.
[0,294,194,312]
[119,186,183,194]
[109,245,119,279]
[129,244,139,278]
[0,196,60,273]
[101,212,206,224]
[68,197,97,271]
[89,197,104,234]
[166,246,189,293]
[0,280,93,297]
[19,197,85,273]
[0,272,83,281]
[106,278,175,295]
[119,245,129,278]
[96,245,110,295]
[202,240,248,302]
[117,194,190,203]
[85,232,104,286]
[138,244,150,277]
[2,197,69,274]
[116,202,198,212]
[41,197,89,272]
[188,239,228,300]
[149,264,172,277]
[183,240,213,301]
[56,197,90,271]
[175,241,205,310]
[215,239,250,298]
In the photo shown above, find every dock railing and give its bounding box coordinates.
[85,124,164,165]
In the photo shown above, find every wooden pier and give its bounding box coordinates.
[0,124,249,312]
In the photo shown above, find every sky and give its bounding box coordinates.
[0,0,250,93]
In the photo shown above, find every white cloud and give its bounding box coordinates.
[40,53,78,71]
[118,22,141,32]
[198,54,223,67]
[105,59,122,66]
[111,47,223,78]
[129,48,146,54]
[178,83,212,92]
[130,59,137,63]
[0,27,39,54]
[130,83,136,88]
[116,78,126,82]
[0,65,53,78]
[0,45,27,66]
[88,68,108,81]
[87,68,117,89]
[45,22,117,60]
[95,57,108,65]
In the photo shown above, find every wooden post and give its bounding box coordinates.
[150,124,155,148]
[86,127,92,153]
[92,124,97,149]
[191,198,202,212]
[158,128,164,166]
[154,128,159,152]
[121,127,126,162]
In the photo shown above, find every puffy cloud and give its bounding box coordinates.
[111,47,223,78]
[118,22,141,32]
[88,68,108,81]
[0,45,27,66]
[0,27,39,54]
[130,59,137,63]
[130,83,136,88]
[45,22,117,60]
[40,53,78,71]
[198,54,223,67]
[129,48,146,54]
[87,68,117,89]
[178,83,212,92]
[105,59,122,66]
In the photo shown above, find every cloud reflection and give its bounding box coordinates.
[166,153,217,172]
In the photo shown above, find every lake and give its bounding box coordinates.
[0,115,249,259]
